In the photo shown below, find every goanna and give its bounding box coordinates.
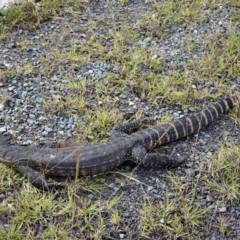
[0,96,239,189]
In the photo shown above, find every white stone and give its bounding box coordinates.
[0,126,6,133]
[0,0,15,9]
[0,0,36,10]
[160,218,165,224]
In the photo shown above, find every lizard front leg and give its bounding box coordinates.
[131,145,185,168]
[111,118,155,139]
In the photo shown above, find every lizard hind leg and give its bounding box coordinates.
[131,145,185,168]
[111,118,155,139]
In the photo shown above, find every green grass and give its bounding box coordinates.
[139,192,207,239]
[226,0,240,7]
[42,92,86,116]
[152,0,205,27]
[0,0,88,41]
[203,143,240,204]
[0,0,87,29]
[0,163,120,239]
[0,69,18,83]
[77,109,120,143]
[186,31,240,85]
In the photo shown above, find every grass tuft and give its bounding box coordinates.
[139,191,206,239]
[0,0,87,30]
[204,143,240,204]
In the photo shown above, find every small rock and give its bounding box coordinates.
[167,193,175,199]
[21,140,33,146]
[108,183,116,189]
[173,112,179,118]
[45,127,53,132]
[0,126,6,133]
[160,218,165,224]
[147,186,154,191]
[21,91,27,99]
[219,206,227,213]
[152,54,158,60]
[88,194,94,200]
[206,195,212,202]
[119,234,125,239]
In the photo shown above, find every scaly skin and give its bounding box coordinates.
[0,96,239,189]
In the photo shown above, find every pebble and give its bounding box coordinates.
[219,206,227,213]
[45,126,53,132]
[160,218,165,224]
[0,126,6,133]
[108,183,116,189]
[119,234,125,239]
[88,194,94,200]
[206,195,212,202]
[147,185,154,191]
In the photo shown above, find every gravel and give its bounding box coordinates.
[0,1,238,144]
[0,0,240,239]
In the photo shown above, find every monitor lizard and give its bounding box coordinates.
[0,96,239,189]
